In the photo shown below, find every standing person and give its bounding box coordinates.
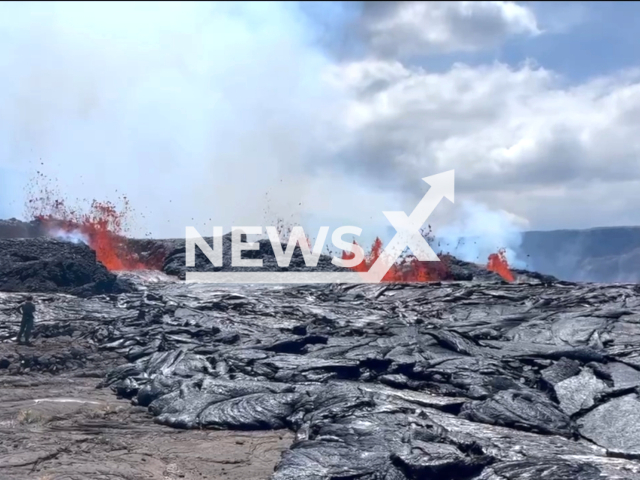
[16,295,36,345]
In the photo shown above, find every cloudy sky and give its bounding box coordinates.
[1,1,639,255]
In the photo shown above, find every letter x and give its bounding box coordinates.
[383,211,438,262]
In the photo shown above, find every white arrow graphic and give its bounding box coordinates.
[362,170,455,283]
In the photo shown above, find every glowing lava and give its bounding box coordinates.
[487,248,515,282]
[24,171,516,281]
[342,228,515,283]
[25,172,147,271]
[341,236,453,283]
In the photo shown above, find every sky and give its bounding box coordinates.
[1,1,640,260]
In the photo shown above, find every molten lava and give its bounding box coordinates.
[342,227,515,283]
[35,201,147,271]
[24,171,516,281]
[341,237,453,283]
[25,172,148,271]
[487,248,515,282]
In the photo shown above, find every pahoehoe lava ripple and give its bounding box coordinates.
[3,274,640,478]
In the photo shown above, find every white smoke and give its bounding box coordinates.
[0,3,344,238]
[434,201,528,268]
[48,228,89,245]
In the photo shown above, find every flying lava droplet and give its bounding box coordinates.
[24,172,148,271]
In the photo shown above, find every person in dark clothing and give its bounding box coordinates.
[16,295,36,345]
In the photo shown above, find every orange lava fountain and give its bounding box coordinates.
[339,227,453,282]
[487,248,515,282]
[25,172,147,271]
[340,226,514,283]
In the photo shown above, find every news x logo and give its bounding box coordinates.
[185,170,455,284]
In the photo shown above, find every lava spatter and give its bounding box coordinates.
[24,172,147,271]
[341,236,454,282]
[487,248,515,282]
[341,226,514,283]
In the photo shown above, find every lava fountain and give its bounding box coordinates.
[487,248,515,282]
[25,172,148,271]
[341,226,515,283]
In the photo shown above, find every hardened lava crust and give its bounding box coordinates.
[2,270,640,479]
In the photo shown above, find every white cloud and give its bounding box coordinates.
[0,2,341,237]
[324,58,640,230]
[2,1,639,243]
[357,1,540,57]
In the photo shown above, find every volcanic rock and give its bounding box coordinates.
[161,233,353,279]
[17,278,629,479]
[124,238,184,270]
[0,237,134,297]
[553,368,607,416]
[159,233,534,283]
[604,361,640,389]
[0,218,557,284]
[4,228,640,477]
[579,394,640,458]
[6,217,640,283]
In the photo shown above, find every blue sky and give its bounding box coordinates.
[0,167,27,219]
[1,1,640,258]
[503,2,640,80]
[309,1,640,80]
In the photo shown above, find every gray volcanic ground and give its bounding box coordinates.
[3,277,640,479]
[1,220,640,479]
